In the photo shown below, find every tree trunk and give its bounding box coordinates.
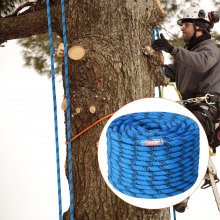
[63,0,169,219]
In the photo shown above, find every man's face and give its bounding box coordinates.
[181,22,195,42]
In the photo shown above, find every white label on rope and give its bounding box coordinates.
[142,138,164,146]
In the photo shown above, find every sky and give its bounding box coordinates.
[0,41,69,219]
[0,1,220,220]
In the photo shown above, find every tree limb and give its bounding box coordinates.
[0,3,63,44]
[5,2,36,17]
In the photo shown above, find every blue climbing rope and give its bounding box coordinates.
[173,206,177,220]
[107,112,200,199]
[45,0,62,219]
[60,0,74,219]
[46,0,74,219]
[152,26,162,98]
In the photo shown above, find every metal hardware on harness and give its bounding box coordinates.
[178,94,215,105]
[205,93,215,105]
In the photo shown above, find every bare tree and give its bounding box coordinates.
[0,0,170,219]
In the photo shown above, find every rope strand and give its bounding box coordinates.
[60,0,74,219]
[66,113,114,144]
[45,0,62,219]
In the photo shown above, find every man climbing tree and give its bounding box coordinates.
[152,5,220,213]
[1,0,171,219]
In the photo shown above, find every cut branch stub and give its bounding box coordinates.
[57,43,64,57]
[61,97,67,111]
[68,45,85,60]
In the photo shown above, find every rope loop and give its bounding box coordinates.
[107,112,200,199]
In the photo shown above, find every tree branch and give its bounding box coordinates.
[0,3,63,44]
[5,2,36,17]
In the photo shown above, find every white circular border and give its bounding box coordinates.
[98,98,209,209]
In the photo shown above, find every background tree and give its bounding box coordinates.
[1,0,219,219]
[0,0,23,16]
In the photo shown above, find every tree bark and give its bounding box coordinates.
[63,0,170,219]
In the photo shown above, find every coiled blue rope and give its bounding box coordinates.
[46,0,62,219]
[60,0,74,219]
[107,112,200,199]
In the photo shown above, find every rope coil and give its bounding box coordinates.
[107,112,200,199]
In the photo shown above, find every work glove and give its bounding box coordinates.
[151,33,174,53]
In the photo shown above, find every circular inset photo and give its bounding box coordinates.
[98,98,209,209]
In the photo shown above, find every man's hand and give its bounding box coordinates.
[151,33,174,53]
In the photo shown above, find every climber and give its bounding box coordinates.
[152,5,220,152]
[152,5,220,212]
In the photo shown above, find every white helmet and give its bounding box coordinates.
[177,6,212,28]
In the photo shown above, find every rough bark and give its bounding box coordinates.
[63,0,170,219]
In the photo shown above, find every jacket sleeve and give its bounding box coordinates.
[171,44,219,73]
[164,64,176,82]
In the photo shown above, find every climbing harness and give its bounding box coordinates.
[106,112,200,199]
[165,87,220,212]
[181,94,220,154]
[177,93,216,105]
[46,0,74,219]
[46,1,62,219]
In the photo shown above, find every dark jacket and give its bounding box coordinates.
[165,39,220,99]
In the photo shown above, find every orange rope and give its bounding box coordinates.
[65,112,114,144]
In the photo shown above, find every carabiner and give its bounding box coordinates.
[205,93,215,105]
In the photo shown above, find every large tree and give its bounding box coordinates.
[1,0,171,219]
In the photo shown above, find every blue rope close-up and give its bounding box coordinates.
[107,112,200,199]
[60,0,74,219]
[45,0,62,219]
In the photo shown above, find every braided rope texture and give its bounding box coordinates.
[107,112,200,199]
[60,0,74,219]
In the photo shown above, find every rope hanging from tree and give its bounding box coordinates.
[107,112,200,199]
[152,26,168,98]
[45,1,63,219]
[152,26,162,98]
[60,0,74,219]
[46,0,74,219]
